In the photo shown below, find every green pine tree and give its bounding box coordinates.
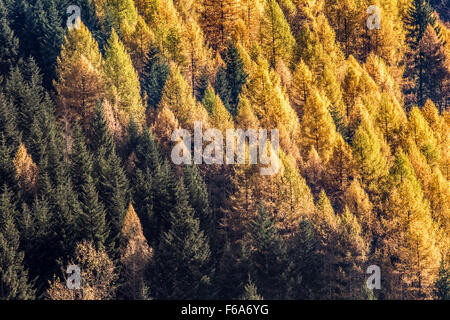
[141,45,170,109]
[0,186,35,299]
[284,218,322,299]
[0,0,19,76]
[90,104,129,254]
[72,123,108,250]
[434,259,450,300]
[248,204,287,299]
[215,42,247,115]
[148,181,213,299]
[183,164,214,242]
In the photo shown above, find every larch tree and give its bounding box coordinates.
[351,118,388,197]
[382,150,441,299]
[375,93,406,149]
[158,65,209,129]
[105,0,139,38]
[275,151,316,231]
[119,203,152,300]
[104,29,145,126]
[260,0,295,68]
[324,135,356,210]
[46,240,117,300]
[54,22,105,128]
[201,84,234,132]
[126,16,154,73]
[300,87,336,162]
[240,278,264,300]
[408,106,439,165]
[343,179,379,245]
[13,143,38,197]
[324,0,363,58]
[149,105,180,156]
[241,56,301,159]
[199,0,241,52]
[290,59,313,119]
[183,16,212,98]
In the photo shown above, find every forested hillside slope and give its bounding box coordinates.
[0,0,449,300]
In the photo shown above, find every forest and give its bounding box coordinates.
[0,0,449,300]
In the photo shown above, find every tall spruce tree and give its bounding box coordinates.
[183,164,214,248]
[248,204,287,299]
[284,218,322,299]
[0,0,19,77]
[0,186,35,299]
[90,104,129,254]
[71,123,108,250]
[148,181,213,299]
[434,259,450,300]
[140,45,170,109]
[215,42,247,116]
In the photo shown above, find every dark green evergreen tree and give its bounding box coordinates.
[403,0,446,107]
[0,92,19,149]
[72,122,108,250]
[214,67,231,113]
[0,0,19,77]
[132,167,153,243]
[248,204,287,299]
[183,164,214,242]
[17,196,52,295]
[0,186,35,299]
[218,42,248,115]
[429,0,450,22]
[123,115,140,159]
[131,127,177,247]
[13,0,66,87]
[405,0,441,47]
[434,259,450,300]
[90,104,129,254]
[5,58,51,145]
[215,242,251,299]
[0,134,17,192]
[148,181,213,299]
[284,218,322,299]
[141,46,170,108]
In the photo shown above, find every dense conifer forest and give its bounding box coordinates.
[0,0,449,300]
